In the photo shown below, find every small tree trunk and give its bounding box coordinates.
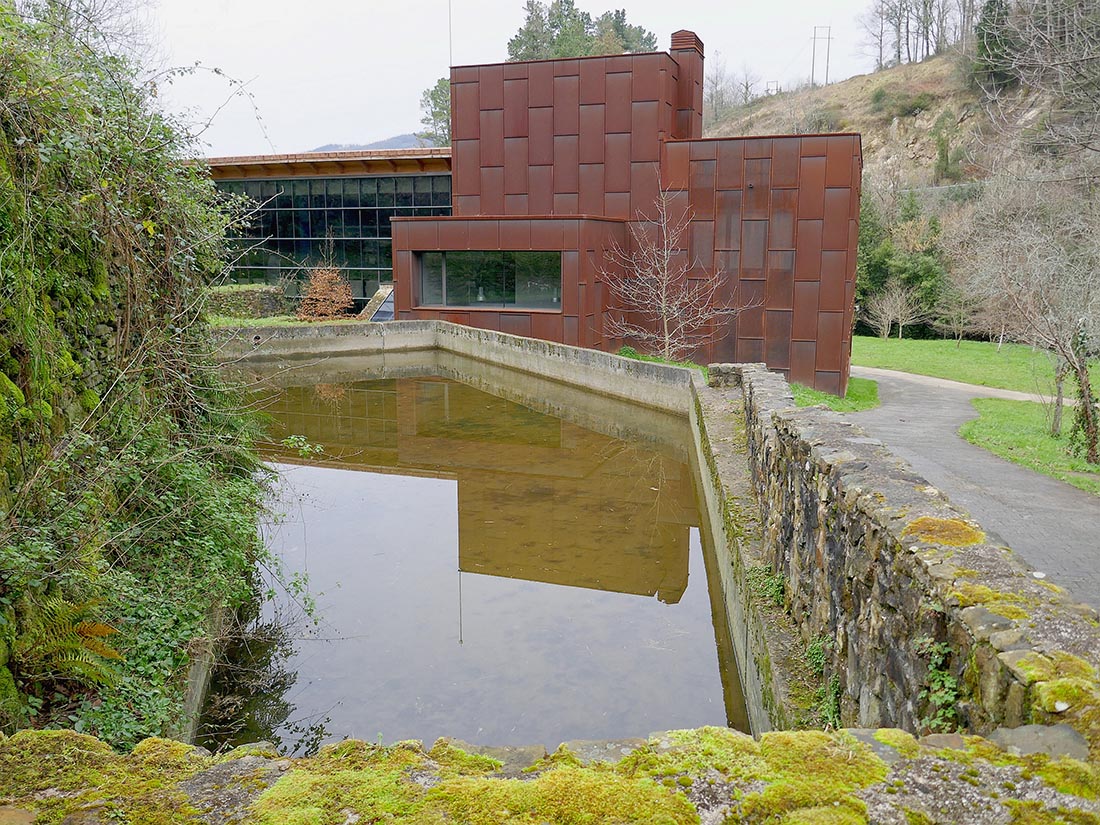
[1073,360,1100,465]
[996,324,1006,352]
[1051,362,1066,437]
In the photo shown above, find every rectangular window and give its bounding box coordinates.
[417,251,562,310]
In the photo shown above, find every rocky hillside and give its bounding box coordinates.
[708,56,994,190]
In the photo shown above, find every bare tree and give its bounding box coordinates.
[734,64,761,106]
[599,188,755,362]
[949,171,1100,463]
[704,58,736,132]
[865,281,927,339]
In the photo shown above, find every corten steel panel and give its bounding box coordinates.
[690,141,716,161]
[664,141,690,190]
[631,53,662,101]
[531,313,561,341]
[454,140,480,199]
[562,219,580,248]
[765,310,793,369]
[814,371,841,396]
[819,250,848,311]
[802,135,829,156]
[503,79,529,137]
[629,162,660,216]
[823,188,852,250]
[528,166,553,214]
[743,159,771,220]
[579,105,606,163]
[437,220,469,250]
[769,189,798,250]
[605,73,633,133]
[528,61,555,107]
[714,190,743,250]
[797,156,826,219]
[529,108,555,165]
[579,164,605,214]
[771,139,801,188]
[453,65,478,83]
[743,139,772,159]
[579,59,606,104]
[741,220,768,277]
[506,193,530,214]
[554,59,580,77]
[453,82,480,140]
[553,135,580,193]
[604,134,632,191]
[479,65,505,110]
[689,221,715,269]
[826,135,857,187]
[631,101,661,162]
[500,314,532,337]
[406,221,437,249]
[530,219,564,248]
[554,193,579,213]
[468,220,499,249]
[480,166,505,213]
[816,314,844,370]
[790,341,817,386]
[479,109,505,167]
[498,219,532,250]
[794,220,823,280]
[716,140,744,189]
[715,250,740,275]
[455,195,480,214]
[738,302,765,339]
[562,315,579,346]
[553,75,581,135]
[689,160,716,218]
[504,138,529,196]
[766,252,795,309]
[605,192,631,218]
[792,281,820,340]
[503,62,528,80]
[738,337,764,363]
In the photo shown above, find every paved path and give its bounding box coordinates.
[848,366,1100,610]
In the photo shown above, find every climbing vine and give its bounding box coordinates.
[0,1,266,746]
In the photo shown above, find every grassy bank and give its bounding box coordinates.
[792,377,879,412]
[960,399,1100,496]
[851,336,1100,396]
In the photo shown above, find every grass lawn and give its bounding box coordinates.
[616,347,709,380]
[851,335,1100,396]
[960,398,1100,497]
[791,376,880,412]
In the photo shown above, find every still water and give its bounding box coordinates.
[201,366,746,754]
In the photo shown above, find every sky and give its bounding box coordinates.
[150,0,875,158]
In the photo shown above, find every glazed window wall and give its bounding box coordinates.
[418,251,562,309]
[219,175,451,302]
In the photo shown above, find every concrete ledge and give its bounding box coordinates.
[715,362,1100,760]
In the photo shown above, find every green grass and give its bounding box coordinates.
[208,282,280,293]
[960,399,1100,496]
[851,336,1100,397]
[792,377,879,412]
[616,346,708,380]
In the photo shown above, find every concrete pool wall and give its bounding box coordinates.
[216,321,1100,756]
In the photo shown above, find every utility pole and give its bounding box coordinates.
[766,80,780,95]
[810,26,833,86]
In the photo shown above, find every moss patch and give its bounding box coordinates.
[874,728,921,759]
[950,582,1034,619]
[903,516,985,546]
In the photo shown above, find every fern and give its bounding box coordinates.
[11,595,122,687]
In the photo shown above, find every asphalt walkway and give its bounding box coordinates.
[847,366,1100,610]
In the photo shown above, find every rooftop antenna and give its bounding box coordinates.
[448,0,454,68]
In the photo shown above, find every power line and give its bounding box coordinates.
[810,26,833,87]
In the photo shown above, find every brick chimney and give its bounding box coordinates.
[670,30,704,140]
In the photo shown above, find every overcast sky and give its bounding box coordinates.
[151,0,874,158]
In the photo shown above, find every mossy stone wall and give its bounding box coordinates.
[714,363,1100,761]
[205,284,291,319]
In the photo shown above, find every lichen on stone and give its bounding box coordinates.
[902,516,985,547]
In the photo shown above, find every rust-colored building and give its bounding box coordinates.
[392,31,862,394]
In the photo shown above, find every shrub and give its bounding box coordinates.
[296,267,355,321]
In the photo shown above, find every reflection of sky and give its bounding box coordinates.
[264,462,730,750]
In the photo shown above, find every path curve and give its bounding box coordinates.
[847,366,1099,610]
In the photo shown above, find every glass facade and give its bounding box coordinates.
[218,175,451,301]
[418,251,562,309]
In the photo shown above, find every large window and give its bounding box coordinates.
[418,251,562,309]
[218,174,451,303]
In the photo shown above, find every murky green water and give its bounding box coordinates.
[201,360,746,754]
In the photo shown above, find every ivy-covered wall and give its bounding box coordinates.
[0,2,264,746]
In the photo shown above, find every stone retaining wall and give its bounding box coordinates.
[715,362,1100,760]
[206,285,291,318]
